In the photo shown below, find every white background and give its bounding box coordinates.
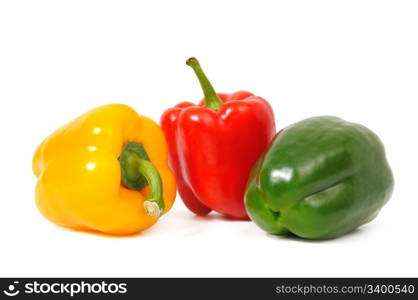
[0,0,417,277]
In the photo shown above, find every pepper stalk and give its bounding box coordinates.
[120,142,165,218]
[186,57,223,111]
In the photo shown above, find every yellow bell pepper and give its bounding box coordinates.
[32,104,176,235]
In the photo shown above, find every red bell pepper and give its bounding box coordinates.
[161,58,276,219]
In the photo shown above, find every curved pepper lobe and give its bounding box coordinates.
[259,117,361,213]
[161,104,212,216]
[244,160,289,235]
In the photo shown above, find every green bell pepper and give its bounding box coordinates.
[245,116,394,239]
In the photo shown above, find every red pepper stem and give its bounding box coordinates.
[186,57,223,111]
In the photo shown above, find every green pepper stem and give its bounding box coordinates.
[186,57,223,111]
[135,158,164,218]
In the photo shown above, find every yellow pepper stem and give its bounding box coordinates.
[136,158,164,218]
[120,142,165,218]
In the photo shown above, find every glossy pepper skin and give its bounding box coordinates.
[245,116,394,239]
[33,104,176,235]
[161,58,275,219]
